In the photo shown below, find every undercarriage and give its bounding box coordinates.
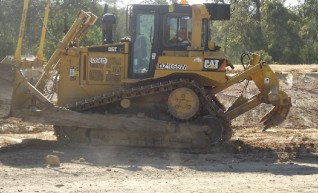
[54,78,232,148]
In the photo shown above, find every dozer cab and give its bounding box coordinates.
[0,1,291,148]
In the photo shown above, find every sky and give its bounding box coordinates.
[123,0,302,7]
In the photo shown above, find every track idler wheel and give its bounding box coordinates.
[200,116,225,145]
[167,87,200,121]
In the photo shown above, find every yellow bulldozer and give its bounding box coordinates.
[0,1,291,148]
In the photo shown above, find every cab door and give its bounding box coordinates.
[129,11,158,79]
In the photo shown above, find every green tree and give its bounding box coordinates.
[215,0,265,63]
[261,0,303,63]
[0,0,110,60]
[0,0,316,64]
[0,0,27,59]
[298,0,318,63]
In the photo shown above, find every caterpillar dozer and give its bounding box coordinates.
[0,1,291,148]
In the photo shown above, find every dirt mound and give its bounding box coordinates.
[230,127,318,161]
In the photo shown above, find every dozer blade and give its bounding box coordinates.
[0,56,16,118]
[261,105,291,130]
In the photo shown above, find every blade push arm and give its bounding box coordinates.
[212,54,290,106]
[34,10,97,91]
[211,54,291,129]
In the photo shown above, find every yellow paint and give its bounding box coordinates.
[14,0,29,60]
[169,5,174,12]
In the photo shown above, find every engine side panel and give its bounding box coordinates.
[57,44,129,106]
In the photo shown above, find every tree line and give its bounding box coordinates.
[0,0,317,64]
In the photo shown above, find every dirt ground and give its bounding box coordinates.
[0,65,318,193]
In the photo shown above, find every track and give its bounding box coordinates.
[55,78,232,148]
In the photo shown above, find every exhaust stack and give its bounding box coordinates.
[102,5,117,44]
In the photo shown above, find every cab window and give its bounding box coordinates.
[164,15,191,47]
[132,14,155,74]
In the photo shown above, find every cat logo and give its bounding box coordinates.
[204,59,219,69]
[203,59,224,70]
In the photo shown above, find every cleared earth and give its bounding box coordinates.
[0,65,317,193]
